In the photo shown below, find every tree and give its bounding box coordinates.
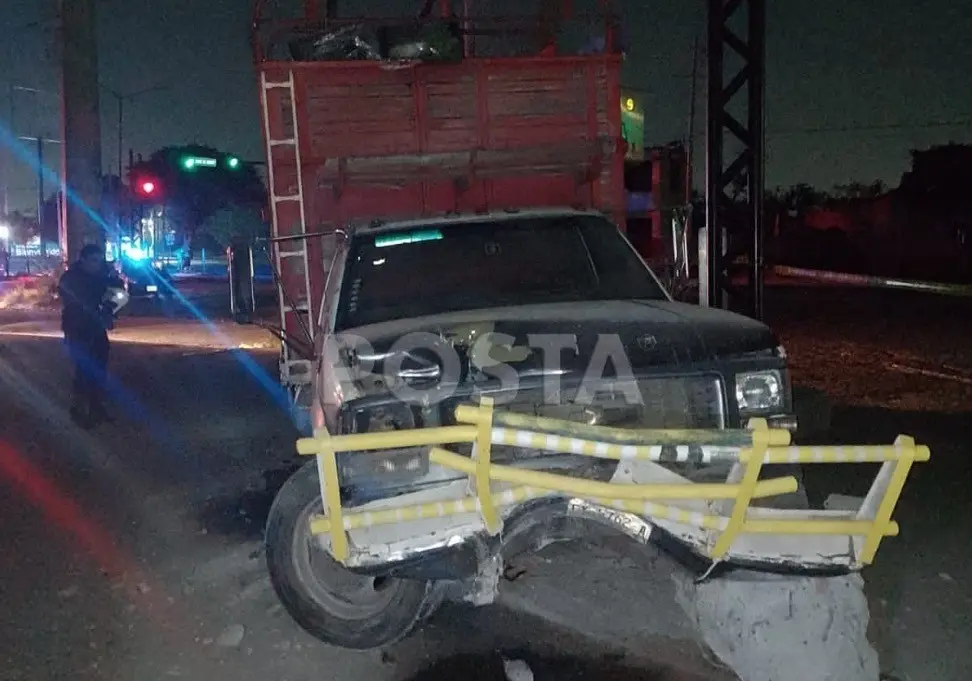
[198,204,269,248]
[766,183,830,215]
[129,145,266,243]
[901,143,972,197]
[831,180,886,200]
[898,143,972,241]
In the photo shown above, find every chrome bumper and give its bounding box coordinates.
[767,413,798,432]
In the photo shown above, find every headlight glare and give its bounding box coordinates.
[735,370,782,412]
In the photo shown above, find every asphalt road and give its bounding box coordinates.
[0,285,719,681]
[0,280,970,680]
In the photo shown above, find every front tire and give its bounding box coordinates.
[264,461,441,649]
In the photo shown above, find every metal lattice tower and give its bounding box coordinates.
[702,0,766,318]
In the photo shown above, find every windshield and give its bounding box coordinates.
[335,214,667,330]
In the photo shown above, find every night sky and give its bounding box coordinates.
[2,0,970,213]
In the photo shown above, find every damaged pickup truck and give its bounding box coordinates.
[265,210,811,648]
[249,1,926,653]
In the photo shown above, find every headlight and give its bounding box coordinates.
[361,403,416,431]
[338,403,429,487]
[735,370,782,413]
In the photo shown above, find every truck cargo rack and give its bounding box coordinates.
[250,0,631,427]
[296,398,929,572]
[252,0,621,63]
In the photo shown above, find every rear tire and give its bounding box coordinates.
[265,461,441,650]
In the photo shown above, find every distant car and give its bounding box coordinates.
[117,257,172,298]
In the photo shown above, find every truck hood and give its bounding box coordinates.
[339,300,777,382]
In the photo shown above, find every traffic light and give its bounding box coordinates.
[179,154,242,171]
[181,155,216,170]
[132,176,161,200]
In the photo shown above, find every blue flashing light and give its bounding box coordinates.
[121,243,148,261]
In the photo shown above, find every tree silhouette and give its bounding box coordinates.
[198,204,269,248]
[831,180,886,200]
[129,145,266,244]
[766,183,831,215]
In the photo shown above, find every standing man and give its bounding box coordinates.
[58,244,124,428]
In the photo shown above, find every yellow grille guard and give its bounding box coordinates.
[295,398,928,572]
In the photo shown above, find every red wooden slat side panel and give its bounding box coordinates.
[425,73,478,151]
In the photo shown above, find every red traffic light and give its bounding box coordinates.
[133,176,160,199]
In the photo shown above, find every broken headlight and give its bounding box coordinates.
[338,403,430,488]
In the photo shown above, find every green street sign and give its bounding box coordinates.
[182,156,217,170]
[181,155,242,170]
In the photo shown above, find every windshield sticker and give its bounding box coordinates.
[348,278,362,314]
[374,229,443,248]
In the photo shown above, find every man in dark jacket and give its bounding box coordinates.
[58,244,123,427]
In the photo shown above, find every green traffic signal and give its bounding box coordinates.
[179,155,240,171]
[181,155,217,170]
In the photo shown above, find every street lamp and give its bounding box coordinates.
[100,84,169,178]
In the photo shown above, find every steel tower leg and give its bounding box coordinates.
[702,0,766,318]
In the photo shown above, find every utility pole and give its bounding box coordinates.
[3,85,12,218]
[36,138,44,257]
[685,34,700,207]
[703,0,766,318]
[117,96,122,179]
[60,0,104,261]
[16,135,63,258]
[2,20,44,218]
[101,85,167,180]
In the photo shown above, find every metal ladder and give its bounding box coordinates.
[260,69,314,399]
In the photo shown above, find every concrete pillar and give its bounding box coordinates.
[673,569,880,681]
[59,0,104,262]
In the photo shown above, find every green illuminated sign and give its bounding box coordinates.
[374,229,443,248]
[621,101,645,162]
[181,155,242,170]
[182,156,217,169]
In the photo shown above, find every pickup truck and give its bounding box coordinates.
[246,0,924,653]
[264,208,801,649]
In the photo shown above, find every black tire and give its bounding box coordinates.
[265,460,441,650]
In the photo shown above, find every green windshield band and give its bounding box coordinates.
[374,229,443,248]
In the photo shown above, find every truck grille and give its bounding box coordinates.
[491,375,726,431]
[435,375,725,470]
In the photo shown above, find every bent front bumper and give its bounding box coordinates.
[295,400,928,577]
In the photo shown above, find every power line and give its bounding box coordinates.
[677,118,972,139]
[769,119,972,136]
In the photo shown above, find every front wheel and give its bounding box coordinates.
[264,461,441,649]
